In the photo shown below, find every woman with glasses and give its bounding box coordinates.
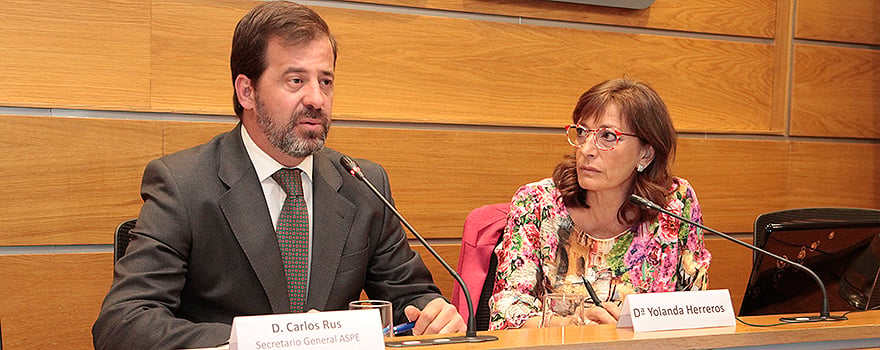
[489,78,711,330]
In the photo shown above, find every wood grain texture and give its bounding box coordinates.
[0,0,778,134]
[795,0,880,45]
[675,138,789,233]
[164,122,561,238]
[0,115,160,246]
[788,141,880,209]
[0,253,113,350]
[162,119,238,154]
[704,236,753,314]
[327,127,570,239]
[150,0,248,114]
[791,44,880,139]
[349,0,776,38]
[163,122,799,237]
[7,117,874,247]
[0,0,151,110]
[771,0,795,134]
[324,7,776,133]
[148,2,776,133]
[411,244,461,299]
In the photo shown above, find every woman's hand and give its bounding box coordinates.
[521,300,621,328]
[582,301,621,325]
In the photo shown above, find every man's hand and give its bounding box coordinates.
[403,297,466,335]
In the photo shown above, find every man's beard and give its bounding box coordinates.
[254,95,330,158]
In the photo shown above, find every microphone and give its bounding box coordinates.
[628,194,847,323]
[340,155,498,346]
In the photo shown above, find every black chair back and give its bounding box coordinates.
[474,233,505,331]
[740,207,880,316]
[114,219,137,263]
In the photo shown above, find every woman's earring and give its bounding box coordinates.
[637,163,646,173]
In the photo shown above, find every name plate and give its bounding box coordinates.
[229,309,384,350]
[617,289,735,332]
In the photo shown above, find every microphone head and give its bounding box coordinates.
[629,194,660,210]
[339,155,363,178]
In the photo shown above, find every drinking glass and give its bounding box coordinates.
[540,293,585,327]
[349,300,394,337]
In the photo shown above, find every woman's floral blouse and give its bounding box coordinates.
[489,177,711,330]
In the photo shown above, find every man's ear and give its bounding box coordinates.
[234,74,255,111]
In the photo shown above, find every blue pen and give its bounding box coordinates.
[392,321,416,335]
[381,321,416,336]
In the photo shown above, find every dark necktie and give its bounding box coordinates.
[272,168,309,312]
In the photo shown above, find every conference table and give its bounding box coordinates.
[388,310,880,349]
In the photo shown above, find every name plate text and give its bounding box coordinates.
[229,309,384,350]
[617,289,735,332]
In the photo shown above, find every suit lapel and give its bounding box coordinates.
[217,124,290,313]
[306,149,356,310]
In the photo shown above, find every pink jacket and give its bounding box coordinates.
[452,203,509,322]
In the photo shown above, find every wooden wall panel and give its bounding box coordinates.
[411,244,460,299]
[326,8,776,133]
[0,0,780,134]
[162,122,800,236]
[789,142,880,209]
[0,0,151,110]
[162,119,238,154]
[150,0,246,114]
[771,0,795,136]
[791,44,880,139]
[148,2,776,133]
[351,0,776,38]
[675,138,789,233]
[0,116,161,246]
[0,253,113,350]
[328,128,570,238]
[0,0,876,345]
[162,121,569,238]
[705,236,753,314]
[334,131,795,235]
[795,0,880,45]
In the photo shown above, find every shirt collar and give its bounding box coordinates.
[240,124,314,183]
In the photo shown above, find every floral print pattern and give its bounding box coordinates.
[489,177,711,330]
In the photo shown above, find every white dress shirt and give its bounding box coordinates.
[240,125,314,288]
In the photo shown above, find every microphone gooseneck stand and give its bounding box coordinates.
[340,155,499,346]
[628,194,847,323]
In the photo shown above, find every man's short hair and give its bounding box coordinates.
[230,1,338,117]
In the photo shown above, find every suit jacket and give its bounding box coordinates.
[93,124,441,350]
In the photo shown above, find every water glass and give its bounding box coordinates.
[349,300,394,337]
[541,293,585,327]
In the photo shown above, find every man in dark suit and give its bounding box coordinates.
[92,2,465,349]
